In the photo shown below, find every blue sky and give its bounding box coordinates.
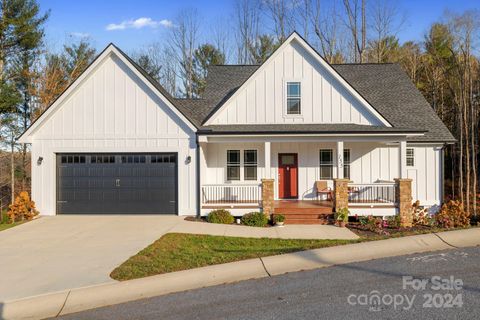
[40,0,480,54]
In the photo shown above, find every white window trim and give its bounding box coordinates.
[319,149,334,180]
[283,79,303,118]
[225,148,260,183]
[343,149,351,179]
[406,148,415,167]
[226,150,241,181]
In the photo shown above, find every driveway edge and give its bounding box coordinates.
[2,228,479,320]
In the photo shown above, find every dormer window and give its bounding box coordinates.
[286,82,301,115]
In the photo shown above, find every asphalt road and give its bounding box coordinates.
[57,247,480,320]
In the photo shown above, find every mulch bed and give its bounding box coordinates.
[347,223,444,239]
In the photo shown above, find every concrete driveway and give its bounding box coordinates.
[0,215,357,302]
[0,215,184,302]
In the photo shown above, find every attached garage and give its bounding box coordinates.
[56,153,177,214]
[18,44,198,216]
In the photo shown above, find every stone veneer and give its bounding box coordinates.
[261,179,275,217]
[395,178,413,227]
[333,179,350,211]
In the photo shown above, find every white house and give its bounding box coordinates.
[18,32,455,221]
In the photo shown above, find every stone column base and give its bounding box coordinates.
[261,179,274,217]
[333,179,350,212]
[395,178,413,227]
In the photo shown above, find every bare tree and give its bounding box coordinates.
[310,0,345,63]
[233,0,261,64]
[342,0,366,62]
[264,0,295,42]
[158,47,178,96]
[169,8,200,98]
[294,0,311,40]
[368,0,406,63]
[211,17,233,63]
[446,10,479,215]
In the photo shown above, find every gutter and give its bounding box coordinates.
[195,134,201,218]
[197,131,427,137]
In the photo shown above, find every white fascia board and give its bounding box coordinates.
[17,45,114,143]
[109,46,197,133]
[17,44,197,143]
[204,32,392,127]
[202,133,424,143]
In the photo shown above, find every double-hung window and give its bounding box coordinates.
[227,150,240,181]
[244,150,257,180]
[343,149,351,179]
[406,148,415,167]
[319,149,333,179]
[286,82,301,115]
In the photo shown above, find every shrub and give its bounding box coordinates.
[386,215,401,228]
[335,208,349,222]
[7,191,39,223]
[359,215,389,235]
[435,200,470,228]
[241,212,268,227]
[207,209,234,224]
[412,201,434,226]
[273,214,285,223]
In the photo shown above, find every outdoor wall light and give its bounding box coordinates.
[185,155,191,164]
[37,157,44,165]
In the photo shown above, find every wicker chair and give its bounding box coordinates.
[315,180,333,201]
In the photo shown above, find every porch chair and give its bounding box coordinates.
[315,180,333,201]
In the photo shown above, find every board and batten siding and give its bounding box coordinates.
[209,40,383,126]
[203,142,441,208]
[30,53,197,215]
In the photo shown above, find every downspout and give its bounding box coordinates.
[195,134,201,218]
[440,143,447,203]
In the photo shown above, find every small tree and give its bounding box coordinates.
[7,191,39,223]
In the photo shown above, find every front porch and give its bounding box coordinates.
[198,133,415,224]
[200,181,400,222]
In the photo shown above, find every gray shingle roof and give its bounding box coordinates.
[174,65,258,127]
[199,123,425,135]
[179,63,454,142]
[331,63,455,142]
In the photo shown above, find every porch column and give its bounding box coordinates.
[333,179,349,211]
[336,141,344,179]
[395,178,413,227]
[261,179,275,218]
[399,140,407,178]
[264,141,271,179]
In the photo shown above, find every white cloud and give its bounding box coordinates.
[106,17,173,31]
[70,32,90,38]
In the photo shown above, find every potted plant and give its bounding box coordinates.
[273,214,285,226]
[335,208,349,227]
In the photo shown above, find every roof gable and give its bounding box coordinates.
[18,44,197,143]
[203,32,392,127]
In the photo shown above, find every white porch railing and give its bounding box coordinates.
[201,184,262,205]
[348,183,397,205]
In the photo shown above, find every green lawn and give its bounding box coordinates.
[0,221,24,232]
[110,233,357,281]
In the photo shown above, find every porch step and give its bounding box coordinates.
[273,212,334,225]
[274,207,333,215]
[275,213,331,219]
[283,218,331,225]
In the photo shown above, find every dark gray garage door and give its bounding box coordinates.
[56,153,177,214]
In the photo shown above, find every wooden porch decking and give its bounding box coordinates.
[274,200,334,224]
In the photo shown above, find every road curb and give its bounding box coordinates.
[261,233,452,276]
[2,228,479,320]
[435,228,480,248]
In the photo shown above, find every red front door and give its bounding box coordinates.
[278,153,298,199]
